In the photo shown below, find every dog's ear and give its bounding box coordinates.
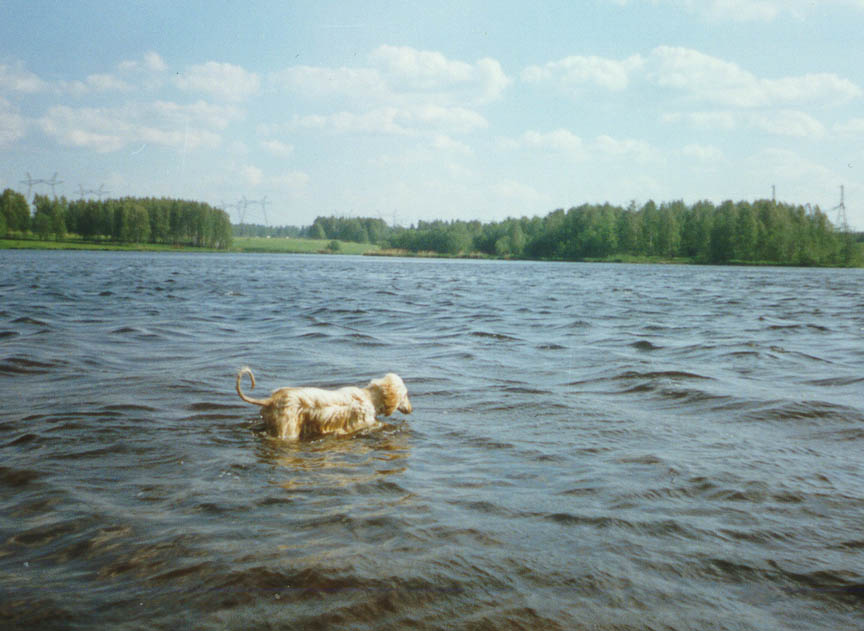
[375,373,405,416]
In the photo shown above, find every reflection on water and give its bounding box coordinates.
[1,250,863,631]
[257,424,411,490]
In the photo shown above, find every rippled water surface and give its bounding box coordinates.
[1,250,863,630]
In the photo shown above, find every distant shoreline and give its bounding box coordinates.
[0,238,219,253]
[0,236,375,256]
[4,237,862,268]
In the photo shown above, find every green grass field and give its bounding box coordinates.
[231,236,379,255]
[0,237,219,252]
[3,234,860,265]
[0,235,380,255]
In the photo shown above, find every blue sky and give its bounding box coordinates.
[2,0,862,228]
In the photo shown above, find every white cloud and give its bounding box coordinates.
[270,65,385,102]
[288,104,487,137]
[762,74,861,106]
[490,180,548,206]
[835,117,864,134]
[143,51,167,72]
[700,0,781,21]
[502,129,659,164]
[746,149,836,195]
[648,46,761,106]
[749,110,825,138]
[290,109,405,135]
[58,73,133,96]
[664,109,825,138]
[110,52,168,93]
[594,134,658,163]
[610,0,864,22]
[521,54,643,91]
[0,61,48,93]
[0,97,26,147]
[38,100,238,152]
[529,46,861,108]
[369,45,510,104]
[431,134,473,156]
[236,166,310,192]
[662,110,738,130]
[681,143,725,162]
[648,46,860,107]
[175,61,260,101]
[369,136,476,173]
[271,171,310,190]
[148,100,240,129]
[240,165,264,187]
[261,139,294,157]
[86,73,131,92]
[503,129,586,155]
[369,45,473,86]
[272,46,510,106]
[2,52,165,98]
[119,51,167,73]
[410,104,488,134]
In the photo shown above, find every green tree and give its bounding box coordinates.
[149,202,170,243]
[97,201,114,239]
[51,196,67,240]
[639,200,658,255]
[1,188,30,233]
[211,209,233,249]
[33,214,51,239]
[680,201,714,261]
[709,201,737,263]
[734,201,759,261]
[525,208,566,258]
[656,202,682,258]
[309,221,326,240]
[617,205,642,255]
[128,203,151,243]
[839,231,858,266]
[32,195,55,240]
[509,222,526,256]
[809,207,838,264]
[445,222,472,254]
[760,201,794,263]
[494,235,511,256]
[113,203,130,242]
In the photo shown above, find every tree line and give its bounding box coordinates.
[301,199,859,266]
[230,216,389,243]
[4,186,857,265]
[301,216,391,244]
[1,189,233,249]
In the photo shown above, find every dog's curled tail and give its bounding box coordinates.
[236,366,269,406]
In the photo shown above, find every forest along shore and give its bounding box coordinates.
[2,187,861,265]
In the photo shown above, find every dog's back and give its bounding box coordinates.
[236,367,410,440]
[257,385,377,439]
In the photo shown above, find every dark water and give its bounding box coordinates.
[1,250,863,630]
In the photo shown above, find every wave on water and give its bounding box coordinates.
[0,251,862,630]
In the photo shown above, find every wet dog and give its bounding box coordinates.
[236,367,412,440]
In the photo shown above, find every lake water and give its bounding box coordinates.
[1,250,863,630]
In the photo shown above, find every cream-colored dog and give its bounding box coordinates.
[236,367,412,440]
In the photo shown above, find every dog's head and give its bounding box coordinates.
[370,373,412,416]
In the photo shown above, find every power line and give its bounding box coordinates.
[831,184,848,232]
[77,184,110,200]
[224,196,270,225]
[46,172,63,196]
[19,172,64,198]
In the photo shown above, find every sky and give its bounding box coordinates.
[1,0,862,229]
